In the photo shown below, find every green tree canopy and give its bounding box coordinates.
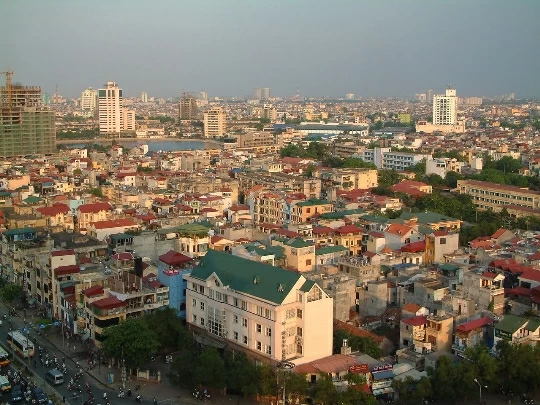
[193,346,226,390]
[101,318,159,369]
[0,284,22,302]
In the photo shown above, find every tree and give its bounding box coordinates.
[224,352,260,396]
[0,284,22,302]
[497,340,540,396]
[169,339,198,389]
[193,346,226,390]
[428,355,459,403]
[101,318,159,369]
[90,188,103,198]
[310,375,337,405]
[144,308,187,352]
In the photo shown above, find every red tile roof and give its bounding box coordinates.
[400,240,426,253]
[401,315,427,326]
[159,250,193,266]
[456,316,494,333]
[519,270,540,283]
[54,265,80,277]
[333,319,384,343]
[385,223,412,236]
[402,303,422,313]
[91,218,137,230]
[492,228,509,239]
[82,285,104,297]
[37,204,70,216]
[92,296,125,310]
[51,249,75,257]
[78,202,112,213]
[335,225,363,235]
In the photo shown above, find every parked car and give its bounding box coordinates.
[32,387,48,404]
[11,385,23,402]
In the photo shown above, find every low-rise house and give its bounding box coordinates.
[157,250,194,319]
[452,316,494,355]
[77,202,113,232]
[461,270,505,315]
[272,237,315,272]
[494,314,540,346]
[87,218,140,242]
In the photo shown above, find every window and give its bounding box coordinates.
[200,302,205,311]
[243,335,248,345]
[440,238,447,245]
[257,306,263,316]
[296,344,303,354]
[241,301,247,311]
[286,309,296,319]
[306,259,312,266]
[199,285,205,294]
[265,345,272,355]
[242,318,248,327]
[265,309,272,319]
[297,309,303,319]
[256,324,262,333]
[233,332,238,341]
[192,298,197,307]
[265,327,272,337]
[256,341,262,351]
[215,291,222,301]
[192,314,197,323]
[233,298,238,307]
[209,289,214,299]
[297,327,303,337]
[200,318,205,326]
[233,315,238,324]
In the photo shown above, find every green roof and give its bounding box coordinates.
[359,215,389,224]
[319,209,364,220]
[297,198,331,207]
[439,263,460,272]
[3,228,37,236]
[286,238,314,248]
[316,245,349,256]
[495,315,527,334]
[299,280,316,292]
[525,318,540,332]
[157,223,210,236]
[245,245,285,260]
[190,250,302,305]
[23,195,42,204]
[400,211,458,224]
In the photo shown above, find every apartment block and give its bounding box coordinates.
[203,107,227,137]
[362,147,430,171]
[184,250,333,365]
[239,172,321,198]
[234,131,276,148]
[456,179,540,212]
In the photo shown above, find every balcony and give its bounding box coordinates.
[452,343,468,353]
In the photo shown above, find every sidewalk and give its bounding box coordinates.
[22,309,258,405]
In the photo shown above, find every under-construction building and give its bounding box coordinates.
[178,93,198,120]
[1,74,56,157]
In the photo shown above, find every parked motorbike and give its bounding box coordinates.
[135,395,142,403]
[165,355,173,364]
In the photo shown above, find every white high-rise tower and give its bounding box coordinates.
[433,87,458,125]
[98,82,123,135]
[80,88,97,117]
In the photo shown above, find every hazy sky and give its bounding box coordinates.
[1,0,539,99]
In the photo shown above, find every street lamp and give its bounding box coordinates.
[277,361,295,405]
[473,378,487,404]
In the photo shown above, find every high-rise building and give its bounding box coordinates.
[203,107,227,137]
[433,88,458,125]
[141,92,148,103]
[261,87,270,100]
[426,89,433,103]
[98,82,122,135]
[0,77,56,157]
[179,94,198,120]
[253,88,262,100]
[345,93,355,100]
[81,88,97,117]
[121,108,136,131]
[198,92,208,101]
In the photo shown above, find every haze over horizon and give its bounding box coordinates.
[1,0,539,99]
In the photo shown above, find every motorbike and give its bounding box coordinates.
[135,395,142,403]
[118,390,125,398]
[165,355,173,364]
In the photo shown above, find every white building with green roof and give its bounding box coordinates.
[184,249,333,365]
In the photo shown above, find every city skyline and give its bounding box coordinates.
[1,0,539,98]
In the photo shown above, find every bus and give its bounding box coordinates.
[0,346,10,367]
[7,331,35,358]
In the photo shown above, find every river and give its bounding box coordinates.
[58,138,222,152]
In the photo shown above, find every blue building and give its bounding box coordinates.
[157,250,194,319]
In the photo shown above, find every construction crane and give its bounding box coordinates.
[0,71,15,107]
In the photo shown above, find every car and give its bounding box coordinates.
[11,385,24,402]
[32,387,48,404]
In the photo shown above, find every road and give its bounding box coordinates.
[0,304,145,405]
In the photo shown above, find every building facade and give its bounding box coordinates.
[179,95,199,120]
[0,83,56,157]
[433,88,458,125]
[80,88,98,117]
[98,82,122,135]
[203,107,227,137]
[184,250,333,365]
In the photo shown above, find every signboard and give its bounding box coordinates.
[349,364,369,374]
[371,364,393,372]
[495,329,511,340]
[372,380,393,390]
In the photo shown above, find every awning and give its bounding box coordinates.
[373,387,394,396]
[81,332,91,341]
[373,370,394,380]
[28,298,37,305]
